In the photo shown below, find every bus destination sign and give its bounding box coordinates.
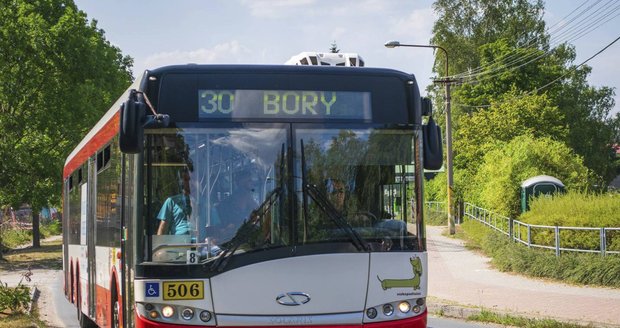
[198,89,371,120]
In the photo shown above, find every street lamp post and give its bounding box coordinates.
[384,40,456,235]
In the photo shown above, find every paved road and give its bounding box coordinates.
[427,225,620,327]
[8,227,620,327]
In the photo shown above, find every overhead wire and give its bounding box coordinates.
[454,33,620,109]
[449,0,620,83]
[446,0,596,79]
[457,3,620,86]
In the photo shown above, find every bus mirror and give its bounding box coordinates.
[119,94,146,154]
[421,97,432,116]
[423,116,443,170]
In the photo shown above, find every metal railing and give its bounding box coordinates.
[425,201,446,214]
[463,202,620,256]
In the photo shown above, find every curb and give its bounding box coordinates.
[426,297,620,328]
[28,286,40,315]
[427,298,482,320]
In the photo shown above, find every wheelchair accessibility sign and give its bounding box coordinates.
[145,282,160,298]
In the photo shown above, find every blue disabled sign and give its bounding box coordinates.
[145,282,160,298]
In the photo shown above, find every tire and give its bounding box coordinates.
[111,281,120,328]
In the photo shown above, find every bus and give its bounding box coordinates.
[62,63,443,328]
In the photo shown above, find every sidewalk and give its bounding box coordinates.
[426,225,620,327]
[1,235,66,327]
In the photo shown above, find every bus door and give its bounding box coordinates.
[87,157,97,319]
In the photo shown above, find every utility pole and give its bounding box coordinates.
[384,40,456,234]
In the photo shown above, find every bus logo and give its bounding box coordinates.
[276,292,310,306]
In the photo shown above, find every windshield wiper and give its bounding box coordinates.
[304,183,368,251]
[210,144,287,272]
[300,140,368,252]
[209,186,282,271]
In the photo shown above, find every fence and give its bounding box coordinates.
[425,201,446,214]
[463,202,620,256]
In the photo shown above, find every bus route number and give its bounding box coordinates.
[162,281,204,300]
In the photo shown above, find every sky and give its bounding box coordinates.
[73,0,620,115]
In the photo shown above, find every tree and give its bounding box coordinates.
[0,0,133,247]
[454,88,568,171]
[430,1,619,186]
[431,0,547,78]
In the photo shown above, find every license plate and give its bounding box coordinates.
[162,281,204,300]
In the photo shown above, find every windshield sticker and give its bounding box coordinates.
[377,256,423,290]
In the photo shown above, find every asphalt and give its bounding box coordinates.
[426,225,620,327]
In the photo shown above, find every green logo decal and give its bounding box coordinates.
[377,256,423,290]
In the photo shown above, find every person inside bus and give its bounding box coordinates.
[327,178,372,227]
[327,178,347,213]
[211,169,259,241]
[156,169,192,235]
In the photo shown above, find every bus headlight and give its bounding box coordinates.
[181,308,194,320]
[161,305,175,318]
[398,301,411,313]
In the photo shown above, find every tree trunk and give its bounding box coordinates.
[32,209,40,248]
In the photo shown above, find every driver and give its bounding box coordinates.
[156,169,192,235]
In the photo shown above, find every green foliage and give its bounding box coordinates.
[431,1,619,186]
[0,281,30,314]
[0,229,31,249]
[1,221,61,249]
[424,172,447,202]
[460,220,620,288]
[469,309,595,328]
[431,0,547,77]
[0,0,133,211]
[517,192,620,251]
[455,89,567,169]
[40,220,62,238]
[522,192,620,227]
[468,135,590,218]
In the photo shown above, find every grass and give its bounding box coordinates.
[468,309,596,328]
[0,313,40,328]
[0,239,62,271]
[1,220,62,250]
[459,220,620,288]
[426,211,448,226]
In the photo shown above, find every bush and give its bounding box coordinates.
[40,220,62,238]
[519,192,620,251]
[461,220,620,287]
[0,281,31,313]
[1,228,31,249]
[470,135,591,218]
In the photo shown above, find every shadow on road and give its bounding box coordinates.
[0,242,62,271]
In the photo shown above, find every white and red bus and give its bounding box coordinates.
[62,62,443,328]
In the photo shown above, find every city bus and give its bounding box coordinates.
[62,63,443,328]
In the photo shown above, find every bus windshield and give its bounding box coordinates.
[145,125,420,265]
